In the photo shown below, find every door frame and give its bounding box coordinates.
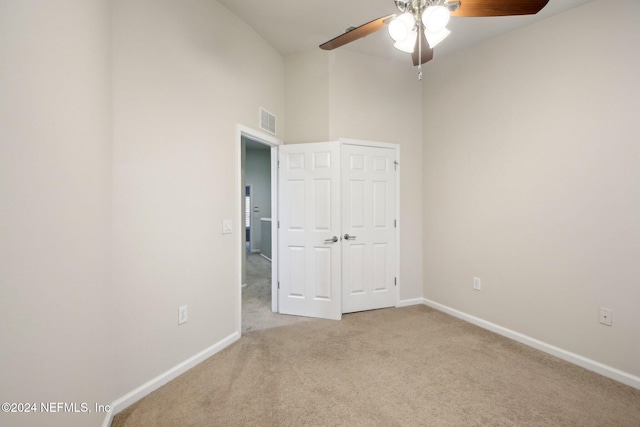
[235,124,281,334]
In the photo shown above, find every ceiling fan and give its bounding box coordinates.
[319,0,550,78]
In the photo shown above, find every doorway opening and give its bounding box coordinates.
[236,125,311,333]
[242,137,274,332]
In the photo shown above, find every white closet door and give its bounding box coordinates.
[341,143,397,314]
[277,142,342,320]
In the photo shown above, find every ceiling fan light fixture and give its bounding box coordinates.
[393,29,417,53]
[319,0,551,75]
[388,19,407,42]
[425,27,450,48]
[446,1,461,13]
[394,0,409,13]
[388,12,415,42]
[422,5,450,34]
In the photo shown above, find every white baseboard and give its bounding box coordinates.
[422,298,640,390]
[260,253,271,262]
[396,297,425,308]
[102,331,240,427]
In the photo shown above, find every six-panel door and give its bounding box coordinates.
[278,142,342,320]
[341,143,397,313]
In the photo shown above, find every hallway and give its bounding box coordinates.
[241,253,312,332]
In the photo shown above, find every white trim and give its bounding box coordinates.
[393,145,401,307]
[270,146,279,313]
[339,137,397,150]
[237,124,281,147]
[102,332,240,427]
[397,297,425,308]
[422,298,640,390]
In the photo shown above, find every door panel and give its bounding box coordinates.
[278,142,342,320]
[373,180,388,227]
[342,144,397,314]
[313,247,332,299]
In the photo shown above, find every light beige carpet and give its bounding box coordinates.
[242,253,311,332]
[112,305,640,426]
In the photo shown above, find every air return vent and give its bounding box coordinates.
[259,108,276,135]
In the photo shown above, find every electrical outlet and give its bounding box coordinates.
[473,277,481,291]
[178,305,188,325]
[599,307,612,326]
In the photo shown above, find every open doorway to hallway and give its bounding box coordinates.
[240,135,311,332]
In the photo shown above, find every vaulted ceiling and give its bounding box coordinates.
[217,0,596,64]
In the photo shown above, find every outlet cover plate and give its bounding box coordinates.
[599,307,612,326]
[473,277,481,291]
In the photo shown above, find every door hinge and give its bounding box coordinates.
[278,281,280,289]
[394,219,397,228]
[277,160,280,169]
[278,220,280,229]
[394,277,397,286]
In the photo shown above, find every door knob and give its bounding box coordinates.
[324,236,339,243]
[344,233,357,240]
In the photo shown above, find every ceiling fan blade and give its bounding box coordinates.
[412,31,433,66]
[451,0,549,17]
[319,14,395,50]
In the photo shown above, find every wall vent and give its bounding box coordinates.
[259,108,276,135]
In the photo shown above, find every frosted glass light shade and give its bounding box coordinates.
[394,30,417,53]
[425,27,450,48]
[422,6,450,34]
[388,13,415,42]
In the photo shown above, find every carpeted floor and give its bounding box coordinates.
[112,305,640,426]
[242,253,312,332]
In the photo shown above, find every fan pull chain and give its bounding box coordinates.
[418,20,423,80]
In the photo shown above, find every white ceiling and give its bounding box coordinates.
[217,0,596,64]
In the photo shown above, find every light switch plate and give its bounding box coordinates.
[178,305,188,325]
[222,220,232,234]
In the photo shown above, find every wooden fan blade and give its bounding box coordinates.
[319,14,395,50]
[411,31,433,66]
[451,0,549,17]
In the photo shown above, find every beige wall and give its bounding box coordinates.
[284,49,424,301]
[0,1,115,426]
[285,50,331,143]
[112,0,284,397]
[422,0,640,377]
[2,1,285,426]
